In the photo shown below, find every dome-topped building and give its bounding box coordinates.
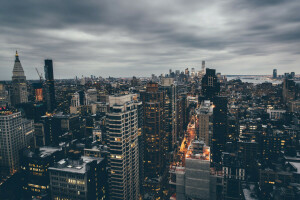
[11,51,28,106]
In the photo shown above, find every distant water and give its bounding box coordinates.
[226,76,282,85]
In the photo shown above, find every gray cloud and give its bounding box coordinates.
[0,0,299,80]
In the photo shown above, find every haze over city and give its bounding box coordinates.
[1,0,300,80]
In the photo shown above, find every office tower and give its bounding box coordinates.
[11,51,28,106]
[212,96,228,167]
[176,95,187,139]
[202,61,206,72]
[0,111,34,177]
[201,68,220,99]
[160,78,177,151]
[273,69,277,79]
[136,100,145,196]
[140,82,166,198]
[49,152,108,200]
[20,147,63,199]
[107,95,140,200]
[44,59,56,112]
[0,83,10,107]
[282,78,296,104]
[170,140,211,200]
[197,100,214,146]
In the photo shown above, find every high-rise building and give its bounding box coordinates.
[0,111,34,177]
[107,94,140,200]
[201,68,220,99]
[273,69,277,79]
[11,51,28,106]
[49,153,108,200]
[196,100,214,146]
[211,96,228,167]
[202,61,206,72]
[160,78,177,152]
[140,82,166,198]
[0,83,10,107]
[282,78,296,104]
[44,59,56,112]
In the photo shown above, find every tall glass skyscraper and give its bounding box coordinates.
[44,59,56,112]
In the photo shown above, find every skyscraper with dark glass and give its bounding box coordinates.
[201,68,227,168]
[273,69,277,79]
[201,68,220,99]
[140,82,166,198]
[44,59,56,112]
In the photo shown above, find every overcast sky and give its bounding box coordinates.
[0,0,299,80]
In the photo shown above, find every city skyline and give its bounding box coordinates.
[1,0,300,80]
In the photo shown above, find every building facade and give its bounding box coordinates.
[107,94,140,200]
[0,111,34,177]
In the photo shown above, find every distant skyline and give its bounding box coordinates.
[0,0,300,80]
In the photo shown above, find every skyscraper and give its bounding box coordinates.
[0,83,10,107]
[11,51,28,106]
[44,59,56,112]
[159,78,177,152]
[201,68,220,99]
[197,100,213,146]
[282,78,296,104]
[107,94,140,200]
[0,111,34,177]
[273,69,277,79]
[140,82,166,198]
[211,96,228,166]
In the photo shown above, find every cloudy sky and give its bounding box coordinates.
[0,0,299,80]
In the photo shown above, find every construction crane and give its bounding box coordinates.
[35,67,44,83]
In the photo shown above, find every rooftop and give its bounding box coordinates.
[49,156,103,174]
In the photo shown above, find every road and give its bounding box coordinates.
[178,115,196,166]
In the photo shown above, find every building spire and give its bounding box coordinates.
[15,50,20,62]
